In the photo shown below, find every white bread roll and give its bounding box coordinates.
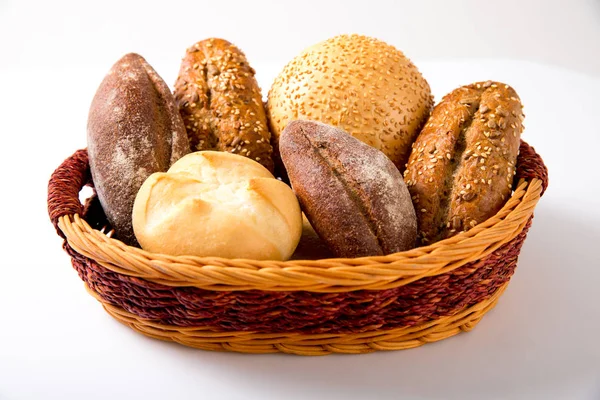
[267,34,433,172]
[132,151,302,260]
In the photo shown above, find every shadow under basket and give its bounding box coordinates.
[47,141,548,355]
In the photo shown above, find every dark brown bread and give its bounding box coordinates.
[87,53,189,246]
[174,38,274,172]
[280,120,417,258]
[403,81,524,245]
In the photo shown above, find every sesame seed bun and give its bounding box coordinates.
[267,34,433,174]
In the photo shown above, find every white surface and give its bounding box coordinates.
[2,0,600,77]
[1,1,600,399]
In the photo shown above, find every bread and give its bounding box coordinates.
[132,151,302,260]
[174,38,274,172]
[267,34,433,176]
[403,81,524,244]
[87,53,189,246]
[279,120,417,258]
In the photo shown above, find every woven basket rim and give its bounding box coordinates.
[60,177,537,263]
[57,174,543,291]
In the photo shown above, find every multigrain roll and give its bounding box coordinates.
[87,53,189,246]
[403,81,524,245]
[280,120,417,258]
[174,38,274,172]
[267,34,433,175]
[132,151,302,260]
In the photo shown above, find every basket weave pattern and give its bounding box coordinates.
[48,141,547,354]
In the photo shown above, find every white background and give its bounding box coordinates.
[1,1,600,399]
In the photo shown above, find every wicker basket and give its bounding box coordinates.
[47,140,548,355]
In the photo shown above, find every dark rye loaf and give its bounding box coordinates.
[280,120,417,258]
[403,81,524,245]
[87,53,189,246]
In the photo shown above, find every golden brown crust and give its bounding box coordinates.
[267,34,433,176]
[174,38,273,172]
[404,81,524,244]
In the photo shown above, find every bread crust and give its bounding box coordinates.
[132,151,302,260]
[87,53,189,246]
[267,34,433,177]
[280,120,417,258]
[174,38,274,172]
[404,81,524,244]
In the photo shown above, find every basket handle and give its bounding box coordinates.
[515,140,549,196]
[47,149,92,237]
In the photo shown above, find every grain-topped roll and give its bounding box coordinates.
[174,38,274,172]
[404,81,524,244]
[268,34,433,175]
[87,53,189,246]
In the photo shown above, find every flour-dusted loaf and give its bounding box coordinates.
[280,120,417,258]
[87,53,189,246]
[132,151,302,260]
[174,38,274,172]
[404,81,524,245]
[268,34,433,177]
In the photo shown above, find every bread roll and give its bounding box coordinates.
[132,151,302,260]
[174,38,274,172]
[267,34,433,176]
[403,81,524,244]
[279,120,417,258]
[87,53,189,246]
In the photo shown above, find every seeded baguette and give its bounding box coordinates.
[174,38,274,172]
[280,120,417,258]
[403,81,524,245]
